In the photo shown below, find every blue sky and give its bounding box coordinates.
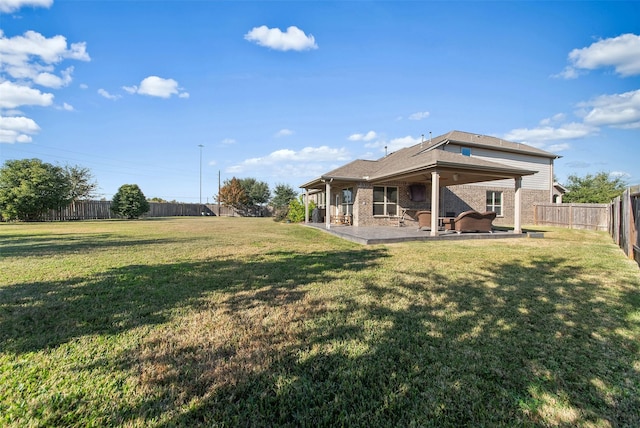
[1,0,639,202]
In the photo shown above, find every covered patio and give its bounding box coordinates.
[302,149,537,237]
[304,222,536,245]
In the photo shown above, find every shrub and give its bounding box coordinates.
[111,184,150,219]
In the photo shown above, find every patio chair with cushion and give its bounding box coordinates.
[416,211,432,230]
[449,210,496,233]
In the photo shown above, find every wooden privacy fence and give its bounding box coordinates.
[533,203,610,231]
[40,201,239,221]
[534,187,639,267]
[610,186,640,267]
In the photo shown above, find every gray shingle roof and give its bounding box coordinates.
[300,130,552,188]
[423,130,559,158]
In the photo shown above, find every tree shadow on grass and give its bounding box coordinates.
[0,248,387,355]
[0,232,187,257]
[105,255,640,427]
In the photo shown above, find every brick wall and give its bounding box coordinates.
[443,184,548,226]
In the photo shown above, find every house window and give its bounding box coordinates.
[461,147,471,156]
[486,191,502,216]
[373,186,398,216]
[341,188,353,214]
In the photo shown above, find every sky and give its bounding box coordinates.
[1,0,639,203]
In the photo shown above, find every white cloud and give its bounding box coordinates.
[61,102,73,111]
[610,170,631,179]
[504,123,596,144]
[98,88,121,100]
[0,30,89,75]
[578,89,640,129]
[546,143,571,153]
[386,136,422,152]
[0,0,52,13]
[221,138,236,145]
[275,128,294,137]
[244,25,318,51]
[408,111,430,120]
[125,76,188,99]
[363,135,422,154]
[539,113,566,126]
[0,115,40,143]
[228,146,350,175]
[0,80,53,109]
[348,130,377,142]
[560,33,640,78]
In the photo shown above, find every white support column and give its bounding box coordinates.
[325,181,331,229]
[430,171,440,237]
[514,177,522,234]
[304,188,309,224]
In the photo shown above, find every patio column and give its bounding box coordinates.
[304,188,309,224]
[514,177,522,234]
[325,180,331,229]
[430,171,440,237]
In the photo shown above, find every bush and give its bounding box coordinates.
[287,196,315,223]
[111,184,150,219]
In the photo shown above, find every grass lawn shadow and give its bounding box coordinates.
[113,254,640,427]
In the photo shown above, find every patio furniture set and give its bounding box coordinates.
[415,210,497,233]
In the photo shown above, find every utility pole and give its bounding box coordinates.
[198,144,204,206]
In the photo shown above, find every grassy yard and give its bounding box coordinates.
[1,218,639,427]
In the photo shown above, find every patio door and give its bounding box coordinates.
[341,187,354,215]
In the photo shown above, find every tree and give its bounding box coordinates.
[111,184,150,219]
[271,183,297,209]
[238,177,271,216]
[271,183,298,221]
[0,158,71,221]
[563,172,627,203]
[218,177,248,212]
[64,165,98,201]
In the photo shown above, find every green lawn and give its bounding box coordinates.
[1,218,639,427]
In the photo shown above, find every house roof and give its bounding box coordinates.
[421,130,560,159]
[300,130,551,189]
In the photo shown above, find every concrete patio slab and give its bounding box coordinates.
[304,222,529,245]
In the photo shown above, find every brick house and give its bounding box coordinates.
[300,130,559,235]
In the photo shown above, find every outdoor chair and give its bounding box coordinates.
[416,211,432,230]
[449,210,496,233]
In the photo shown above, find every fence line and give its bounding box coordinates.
[533,203,610,231]
[38,201,245,221]
[610,186,640,267]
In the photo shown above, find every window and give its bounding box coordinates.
[461,147,471,156]
[341,188,353,214]
[486,191,502,216]
[373,186,398,216]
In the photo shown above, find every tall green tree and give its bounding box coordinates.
[64,165,98,201]
[563,172,627,203]
[0,158,71,221]
[271,183,297,209]
[111,184,150,219]
[238,177,271,215]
